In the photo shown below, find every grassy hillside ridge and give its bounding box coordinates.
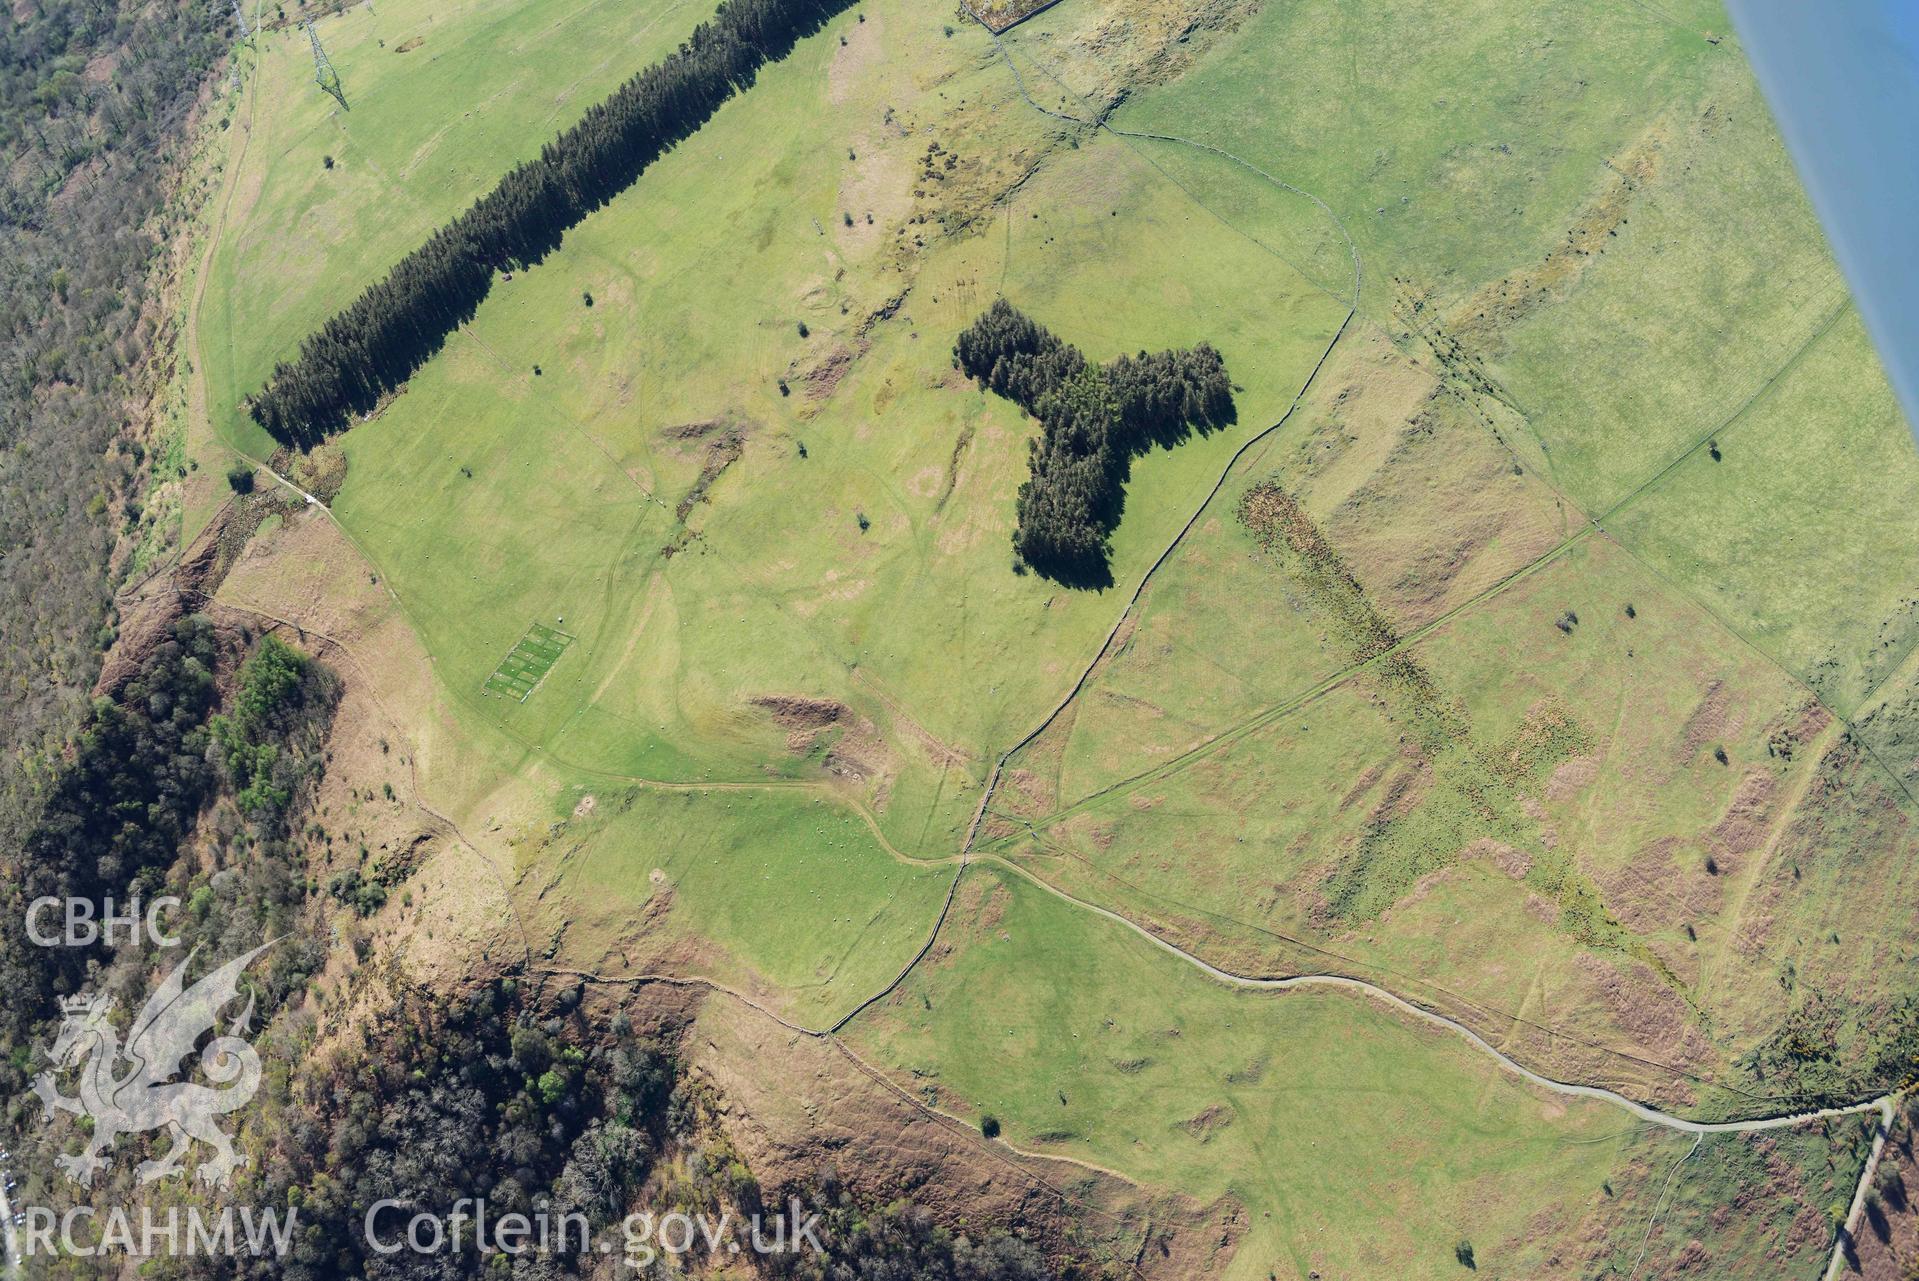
[181,0,1919,1269]
[310,0,1345,862]
[1091,0,1724,323]
[248,0,865,442]
[201,0,715,457]
[842,864,1861,1280]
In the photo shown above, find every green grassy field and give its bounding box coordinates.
[514,785,953,1026]
[1085,0,1724,322]
[195,0,1919,1264]
[842,864,1857,1279]
[303,0,1350,866]
[1606,308,1919,716]
[201,0,711,458]
[1483,53,1845,513]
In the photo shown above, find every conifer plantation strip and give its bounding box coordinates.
[250,0,854,445]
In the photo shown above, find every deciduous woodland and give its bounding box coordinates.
[0,623,335,1054]
[247,0,855,445]
[0,0,228,851]
[954,299,1234,585]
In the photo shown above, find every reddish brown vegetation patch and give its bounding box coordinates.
[1677,679,1738,767]
[1767,698,1834,764]
[1367,755,1433,827]
[660,418,731,442]
[1597,836,1723,935]
[749,694,891,799]
[996,706,1075,822]
[1574,952,1714,1078]
[1452,125,1665,349]
[1462,837,1532,880]
[1308,365,1566,632]
[751,694,848,729]
[1546,754,1601,801]
[801,344,859,403]
[1177,1103,1235,1142]
[1701,769,1782,871]
[671,424,745,523]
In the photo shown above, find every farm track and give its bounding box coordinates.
[170,9,1909,1259]
[542,24,1904,1142]
[951,32,1366,864]
[205,592,1903,1145]
[1822,1097,1897,1281]
[1623,1133,1702,1281]
[926,860,1897,1138]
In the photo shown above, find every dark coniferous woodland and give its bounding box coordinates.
[250,0,854,443]
[955,299,1235,585]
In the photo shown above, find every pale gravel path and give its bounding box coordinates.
[978,856,1896,1136]
[1824,1096,1898,1281]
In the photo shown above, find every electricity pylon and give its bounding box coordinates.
[304,20,347,110]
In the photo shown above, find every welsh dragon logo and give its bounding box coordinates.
[33,940,275,1189]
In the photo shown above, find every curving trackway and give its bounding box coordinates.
[175,11,1907,1266]
[973,855,1897,1136]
